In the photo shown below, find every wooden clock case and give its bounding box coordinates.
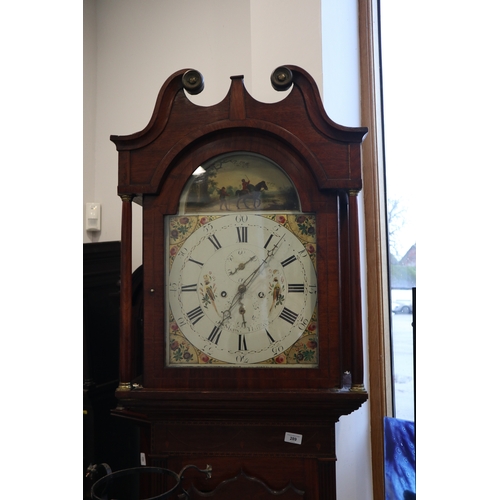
[111,66,368,499]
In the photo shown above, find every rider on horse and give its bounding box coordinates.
[241,178,251,193]
[236,180,268,209]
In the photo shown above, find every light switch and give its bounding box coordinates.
[86,202,101,232]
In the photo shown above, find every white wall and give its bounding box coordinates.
[83,0,97,228]
[83,0,323,270]
[83,1,372,498]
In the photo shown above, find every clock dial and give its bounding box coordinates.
[166,213,318,366]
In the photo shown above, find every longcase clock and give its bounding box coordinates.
[111,66,368,499]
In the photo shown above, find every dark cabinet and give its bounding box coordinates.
[83,241,140,497]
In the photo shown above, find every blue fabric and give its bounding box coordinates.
[384,417,416,500]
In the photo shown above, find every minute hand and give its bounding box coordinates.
[240,234,284,289]
[218,235,283,327]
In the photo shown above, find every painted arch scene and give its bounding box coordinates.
[179,152,300,214]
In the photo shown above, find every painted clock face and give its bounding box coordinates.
[166,213,318,366]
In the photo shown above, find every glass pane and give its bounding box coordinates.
[379,1,416,422]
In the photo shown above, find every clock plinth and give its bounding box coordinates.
[111,66,368,499]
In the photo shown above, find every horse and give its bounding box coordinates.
[235,180,268,209]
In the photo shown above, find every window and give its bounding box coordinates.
[379,0,416,422]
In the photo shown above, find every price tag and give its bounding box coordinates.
[284,432,303,445]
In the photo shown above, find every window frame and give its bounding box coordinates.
[358,1,393,498]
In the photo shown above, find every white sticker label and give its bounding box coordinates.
[284,432,303,445]
[140,453,146,466]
